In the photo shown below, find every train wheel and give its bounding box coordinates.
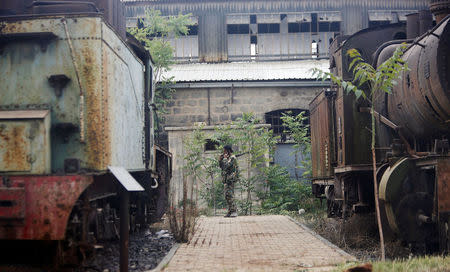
[395,192,436,250]
[379,157,437,251]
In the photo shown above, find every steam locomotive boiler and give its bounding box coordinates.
[0,0,171,267]
[310,2,450,253]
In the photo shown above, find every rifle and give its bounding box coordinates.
[235,151,249,158]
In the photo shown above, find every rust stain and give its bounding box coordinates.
[0,124,29,171]
[80,43,103,170]
[437,158,450,212]
[102,46,111,167]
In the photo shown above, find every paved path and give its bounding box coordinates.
[162,215,354,271]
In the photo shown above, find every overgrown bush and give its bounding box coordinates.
[258,165,322,214]
[199,179,226,211]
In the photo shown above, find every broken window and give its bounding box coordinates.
[227,24,250,34]
[257,23,280,33]
[288,22,311,33]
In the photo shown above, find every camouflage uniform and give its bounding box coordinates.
[219,155,239,215]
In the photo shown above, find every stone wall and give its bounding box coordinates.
[165,86,322,127]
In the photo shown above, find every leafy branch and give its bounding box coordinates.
[312,45,409,261]
[128,9,194,129]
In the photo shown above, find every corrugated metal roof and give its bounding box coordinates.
[163,60,330,82]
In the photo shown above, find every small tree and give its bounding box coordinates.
[312,46,408,260]
[183,125,222,215]
[128,9,194,131]
[223,113,278,215]
[280,111,311,178]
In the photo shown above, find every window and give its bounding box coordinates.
[227,24,250,34]
[330,22,340,32]
[205,139,219,151]
[265,109,309,142]
[257,23,280,34]
[288,23,311,33]
[187,25,198,36]
[311,13,318,32]
[288,23,300,33]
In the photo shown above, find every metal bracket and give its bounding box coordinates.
[0,32,58,54]
[108,166,144,192]
[48,74,71,97]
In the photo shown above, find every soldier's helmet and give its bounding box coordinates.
[224,145,233,153]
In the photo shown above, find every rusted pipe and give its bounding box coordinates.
[419,10,433,35]
[417,213,432,225]
[207,88,211,126]
[406,13,420,39]
[120,189,130,272]
[62,18,85,142]
[359,107,429,158]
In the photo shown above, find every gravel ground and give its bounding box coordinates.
[83,230,174,272]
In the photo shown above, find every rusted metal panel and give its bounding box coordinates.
[102,22,146,171]
[0,122,31,172]
[0,175,93,240]
[0,110,51,174]
[335,95,345,167]
[388,17,450,139]
[198,13,228,63]
[309,90,335,180]
[0,16,148,173]
[430,0,450,23]
[437,158,450,213]
[0,188,25,219]
[330,23,408,167]
[124,0,429,17]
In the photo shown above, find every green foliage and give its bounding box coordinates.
[280,111,311,178]
[217,113,278,215]
[181,113,279,215]
[128,9,194,128]
[312,44,409,261]
[336,256,450,272]
[312,46,409,102]
[258,165,301,212]
[199,179,226,209]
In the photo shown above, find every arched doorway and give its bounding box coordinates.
[265,109,310,180]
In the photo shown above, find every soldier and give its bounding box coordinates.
[219,145,239,217]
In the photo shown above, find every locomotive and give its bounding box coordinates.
[0,0,171,267]
[310,1,450,253]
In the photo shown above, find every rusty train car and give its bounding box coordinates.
[0,0,171,266]
[310,1,450,253]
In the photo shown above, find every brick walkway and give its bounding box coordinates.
[162,215,354,271]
